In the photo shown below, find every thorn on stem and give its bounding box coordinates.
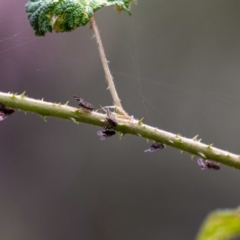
[20,91,26,98]
[138,118,144,125]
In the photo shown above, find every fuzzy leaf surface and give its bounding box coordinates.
[26,0,134,36]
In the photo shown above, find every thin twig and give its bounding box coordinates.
[1,91,240,169]
[90,17,129,117]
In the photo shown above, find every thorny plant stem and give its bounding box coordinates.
[1,91,240,169]
[90,17,128,117]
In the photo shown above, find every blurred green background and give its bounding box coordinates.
[1,1,240,239]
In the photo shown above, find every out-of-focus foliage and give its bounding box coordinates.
[25,0,135,36]
[197,207,240,240]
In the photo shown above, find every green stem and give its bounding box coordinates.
[1,91,240,169]
[90,17,128,117]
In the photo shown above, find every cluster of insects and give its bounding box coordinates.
[74,96,221,170]
[0,103,14,121]
[97,107,117,140]
[144,143,220,170]
[0,98,222,171]
[0,99,222,172]
[73,96,166,147]
[73,96,117,140]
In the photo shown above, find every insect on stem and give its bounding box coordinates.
[0,103,15,121]
[97,129,116,140]
[144,142,165,153]
[73,96,94,111]
[197,158,220,170]
[104,107,118,130]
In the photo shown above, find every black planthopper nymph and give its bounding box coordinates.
[96,108,117,140]
[144,142,165,153]
[197,158,220,170]
[73,96,94,111]
[0,103,14,121]
[97,129,116,140]
[104,107,117,130]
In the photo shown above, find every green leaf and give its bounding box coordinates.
[25,0,135,36]
[196,207,240,240]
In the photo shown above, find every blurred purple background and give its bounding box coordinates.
[1,1,240,239]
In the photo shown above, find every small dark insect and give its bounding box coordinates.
[197,158,220,170]
[104,108,117,130]
[97,129,116,140]
[0,103,14,121]
[73,96,94,111]
[144,142,165,153]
